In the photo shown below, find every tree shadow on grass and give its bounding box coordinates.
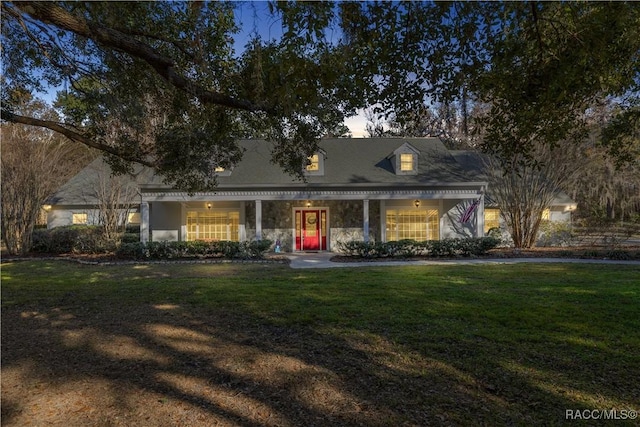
[2,265,640,426]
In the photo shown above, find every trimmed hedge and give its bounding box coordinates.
[336,237,500,259]
[115,239,273,260]
[30,226,273,260]
[31,225,116,254]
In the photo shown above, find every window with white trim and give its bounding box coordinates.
[386,209,439,241]
[542,208,551,221]
[212,165,232,176]
[304,150,325,176]
[127,212,141,224]
[186,211,239,241]
[306,154,320,171]
[400,153,416,172]
[391,143,419,175]
[484,209,500,233]
[72,213,88,225]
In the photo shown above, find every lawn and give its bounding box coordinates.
[2,260,639,426]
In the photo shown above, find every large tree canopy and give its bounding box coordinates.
[2,1,639,191]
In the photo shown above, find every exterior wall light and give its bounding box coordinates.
[207,203,212,210]
[414,200,421,208]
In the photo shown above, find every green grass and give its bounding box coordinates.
[2,260,639,425]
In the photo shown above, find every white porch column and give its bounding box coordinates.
[255,199,262,240]
[140,201,150,243]
[380,200,386,242]
[476,194,485,237]
[363,199,370,242]
[239,201,247,242]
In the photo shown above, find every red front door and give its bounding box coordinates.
[295,208,327,251]
[302,210,320,250]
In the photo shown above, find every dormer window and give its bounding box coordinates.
[306,154,320,172]
[400,153,415,172]
[304,150,326,176]
[390,142,419,175]
[213,165,232,176]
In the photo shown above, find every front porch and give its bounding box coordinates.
[139,185,487,252]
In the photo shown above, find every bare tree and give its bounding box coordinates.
[484,143,584,248]
[90,166,139,243]
[364,107,388,138]
[1,96,94,255]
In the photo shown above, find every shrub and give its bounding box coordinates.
[30,228,52,253]
[581,250,601,259]
[336,241,380,258]
[125,224,141,234]
[31,225,112,254]
[537,221,574,247]
[217,241,242,258]
[392,239,424,257]
[122,233,139,244]
[337,237,500,259]
[145,241,187,259]
[427,239,458,257]
[244,240,273,258]
[114,239,273,260]
[462,237,501,256]
[487,227,513,248]
[116,242,147,259]
[606,250,632,260]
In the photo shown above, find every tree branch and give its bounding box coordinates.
[1,109,155,167]
[13,1,270,113]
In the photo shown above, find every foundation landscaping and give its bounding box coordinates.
[18,225,640,262]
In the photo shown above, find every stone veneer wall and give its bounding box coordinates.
[244,200,380,251]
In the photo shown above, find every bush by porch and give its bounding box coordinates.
[336,237,500,259]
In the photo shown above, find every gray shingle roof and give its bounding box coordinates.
[144,137,483,188]
[47,157,149,205]
[50,138,486,204]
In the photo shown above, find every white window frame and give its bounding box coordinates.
[484,208,500,233]
[303,150,326,176]
[399,153,416,173]
[72,212,88,225]
[391,142,420,176]
[186,209,240,242]
[127,212,141,224]
[385,208,439,241]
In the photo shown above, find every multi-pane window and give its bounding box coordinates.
[484,209,500,233]
[400,153,415,172]
[306,154,320,171]
[542,208,551,221]
[186,211,239,241]
[72,213,88,225]
[386,209,439,241]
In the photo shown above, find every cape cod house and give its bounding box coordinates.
[45,137,575,251]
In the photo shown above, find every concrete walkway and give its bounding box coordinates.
[285,251,640,269]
